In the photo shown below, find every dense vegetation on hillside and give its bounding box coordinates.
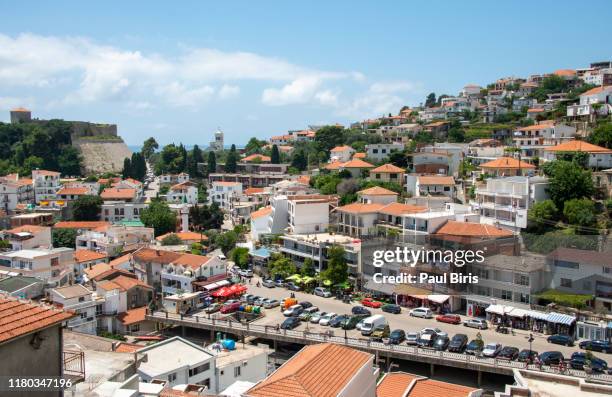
[0,120,82,176]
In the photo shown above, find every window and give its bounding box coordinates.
[189,362,210,377]
[131,324,140,332]
[501,290,512,300]
[168,373,177,382]
[560,278,572,288]
[234,366,241,377]
[554,260,579,269]
[514,274,529,286]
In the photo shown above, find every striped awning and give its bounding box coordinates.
[546,312,576,325]
[526,310,549,320]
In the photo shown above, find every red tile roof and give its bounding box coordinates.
[376,372,418,397]
[353,152,367,159]
[54,221,110,230]
[155,231,208,242]
[330,145,354,152]
[245,187,265,195]
[341,158,374,168]
[133,248,182,264]
[108,253,132,268]
[297,175,311,185]
[246,343,372,397]
[241,154,271,163]
[0,296,75,344]
[117,307,147,325]
[74,249,108,263]
[100,187,136,200]
[33,170,60,176]
[114,342,143,353]
[408,377,477,397]
[581,85,612,96]
[418,176,455,185]
[544,140,612,153]
[358,186,398,196]
[553,69,576,77]
[435,221,513,238]
[336,202,385,214]
[170,181,196,191]
[379,203,427,216]
[6,225,47,235]
[251,206,272,220]
[371,164,405,173]
[480,157,535,170]
[56,187,89,196]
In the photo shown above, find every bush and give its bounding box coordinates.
[161,233,182,246]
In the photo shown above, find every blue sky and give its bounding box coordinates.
[1,1,610,146]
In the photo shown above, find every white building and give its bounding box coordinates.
[101,201,147,223]
[75,225,154,257]
[32,169,61,203]
[405,175,456,198]
[0,174,34,213]
[0,247,75,287]
[250,206,273,242]
[544,140,612,169]
[2,225,52,250]
[286,195,337,234]
[49,284,99,335]
[137,336,216,389]
[160,173,190,185]
[206,342,270,394]
[167,181,198,205]
[567,85,612,118]
[209,181,243,211]
[329,145,355,163]
[161,251,227,295]
[365,143,404,162]
[472,176,549,231]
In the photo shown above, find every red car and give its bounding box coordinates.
[361,298,383,309]
[220,302,241,314]
[436,314,461,324]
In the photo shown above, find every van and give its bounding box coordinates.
[360,315,387,336]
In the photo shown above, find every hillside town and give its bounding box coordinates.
[1,60,612,397]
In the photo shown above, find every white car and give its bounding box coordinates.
[356,319,366,331]
[409,307,433,319]
[482,343,502,357]
[313,287,332,297]
[319,312,337,326]
[283,304,303,317]
[239,269,253,277]
[263,299,280,309]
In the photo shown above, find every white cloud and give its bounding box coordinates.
[335,81,420,119]
[315,90,339,106]
[218,84,240,99]
[261,76,323,106]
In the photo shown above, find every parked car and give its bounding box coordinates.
[539,351,564,365]
[204,303,222,314]
[343,314,369,330]
[246,295,260,305]
[417,330,438,347]
[239,269,253,277]
[286,282,301,291]
[547,334,574,347]
[314,287,332,297]
[274,279,285,288]
[283,304,303,317]
[319,312,337,326]
[434,336,450,351]
[352,306,371,316]
[436,314,461,325]
[240,294,253,303]
[299,301,313,309]
[263,299,280,309]
[360,315,387,336]
[370,324,390,341]
[262,279,276,288]
[280,317,301,330]
[420,327,446,338]
[409,307,433,319]
[361,298,383,309]
[220,301,241,314]
[570,352,608,372]
[482,343,502,358]
[253,297,266,306]
[405,332,419,345]
[330,314,349,328]
[498,346,519,361]
[518,349,539,363]
[310,311,327,324]
[388,329,406,345]
[465,339,484,355]
[463,318,488,329]
[579,340,612,354]
[381,304,401,314]
[299,307,319,321]
[448,334,468,353]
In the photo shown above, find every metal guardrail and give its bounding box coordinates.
[147,310,612,382]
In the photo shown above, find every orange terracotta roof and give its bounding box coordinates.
[245,187,265,195]
[517,123,554,131]
[480,157,535,170]
[110,275,152,291]
[380,203,427,216]
[527,108,545,113]
[342,158,374,168]
[6,225,46,234]
[245,343,372,397]
[123,178,143,186]
[376,372,418,397]
[581,85,612,96]
[33,170,60,176]
[418,176,455,185]
[425,121,448,127]
[95,279,122,292]
[544,140,612,153]
[56,187,89,196]
[74,249,108,263]
[435,221,513,238]
[133,248,182,264]
[324,161,345,170]
[54,221,110,230]
[172,253,212,270]
[170,181,196,191]
[84,263,112,280]
[108,253,132,268]
[336,202,385,214]
[371,164,405,173]
[117,307,147,325]
[358,186,398,196]
[114,342,143,353]
[100,187,136,200]
[553,69,576,77]
[251,206,272,220]
[330,145,353,153]
[353,152,366,159]
[408,377,477,397]
[155,231,208,242]
[0,296,75,344]
[296,175,311,185]
[11,107,30,112]
[241,154,271,163]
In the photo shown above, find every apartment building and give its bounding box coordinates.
[0,247,75,287]
[160,251,227,295]
[167,181,198,205]
[566,85,612,119]
[358,186,398,205]
[32,169,61,203]
[336,202,428,237]
[208,173,288,188]
[473,176,549,231]
[160,172,190,185]
[75,224,154,257]
[209,181,243,211]
[405,175,456,198]
[206,342,270,394]
[365,143,404,162]
[286,194,338,234]
[479,157,536,177]
[513,122,576,158]
[50,284,99,335]
[250,206,273,241]
[0,174,34,213]
[132,248,182,292]
[73,249,108,278]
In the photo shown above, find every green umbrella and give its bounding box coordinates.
[286,274,303,282]
[333,281,351,289]
[323,279,332,286]
[302,276,316,284]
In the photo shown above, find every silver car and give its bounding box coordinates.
[310,311,327,323]
[313,287,332,297]
[319,312,337,326]
[263,299,280,309]
[463,318,488,330]
[406,332,419,345]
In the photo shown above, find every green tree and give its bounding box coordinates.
[321,246,348,285]
[215,230,238,254]
[245,137,265,154]
[545,161,594,208]
[72,195,103,221]
[301,258,315,277]
[425,92,436,107]
[189,203,223,231]
[161,233,182,246]
[225,144,238,173]
[563,198,597,228]
[141,137,159,159]
[314,125,345,153]
[122,158,132,179]
[291,150,307,171]
[22,156,44,174]
[230,247,250,269]
[527,200,558,232]
[57,146,82,176]
[52,228,77,248]
[388,151,408,168]
[270,144,280,164]
[140,199,177,236]
[207,151,217,175]
[269,254,296,278]
[588,122,612,149]
[190,145,204,176]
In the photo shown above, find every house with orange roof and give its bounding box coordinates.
[74,224,154,257]
[241,153,271,163]
[2,224,51,250]
[32,169,61,203]
[166,181,198,204]
[131,248,182,289]
[431,220,516,253]
[376,372,479,397]
[480,157,535,177]
[336,202,386,236]
[567,85,612,119]
[160,172,190,186]
[54,220,111,230]
[544,140,612,168]
[160,250,228,295]
[50,284,99,335]
[0,173,34,212]
[330,145,355,163]
[370,163,405,185]
[338,158,375,178]
[245,343,377,397]
[209,180,243,210]
[155,231,208,245]
[269,134,293,145]
[73,249,108,277]
[405,175,456,199]
[100,187,148,224]
[358,186,399,205]
[286,194,338,234]
[250,206,273,241]
[0,296,75,380]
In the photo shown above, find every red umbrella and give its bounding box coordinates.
[212,287,230,297]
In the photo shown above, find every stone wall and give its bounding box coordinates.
[74,139,132,174]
